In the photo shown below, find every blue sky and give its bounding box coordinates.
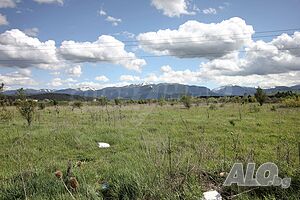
[0,0,300,90]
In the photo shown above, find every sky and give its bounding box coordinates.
[0,0,300,90]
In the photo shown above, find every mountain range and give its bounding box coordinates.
[2,83,300,100]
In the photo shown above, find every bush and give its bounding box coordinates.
[72,101,83,110]
[114,98,121,106]
[0,109,13,122]
[158,98,165,106]
[229,119,235,126]
[249,104,260,113]
[255,87,267,106]
[248,95,256,103]
[209,104,217,110]
[16,88,37,126]
[282,97,300,107]
[270,105,277,111]
[98,96,108,106]
[38,102,46,110]
[180,95,191,109]
[17,100,37,126]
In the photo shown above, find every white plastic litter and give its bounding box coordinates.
[98,142,110,148]
[202,190,222,200]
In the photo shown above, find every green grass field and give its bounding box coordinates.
[1,103,299,199]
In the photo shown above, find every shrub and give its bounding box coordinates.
[17,100,37,126]
[249,104,260,113]
[72,101,83,110]
[38,102,46,110]
[180,95,191,109]
[114,98,121,106]
[0,82,6,108]
[229,119,235,126]
[270,105,277,111]
[0,109,13,122]
[98,96,108,106]
[282,97,300,107]
[158,98,165,106]
[209,104,217,110]
[16,88,37,126]
[248,95,256,103]
[52,100,58,106]
[255,87,267,106]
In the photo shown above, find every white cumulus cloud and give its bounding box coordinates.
[0,0,17,8]
[105,16,122,26]
[151,0,195,17]
[98,9,106,16]
[0,69,37,88]
[144,65,201,84]
[0,29,61,70]
[59,35,146,71]
[49,77,76,87]
[95,75,109,82]
[23,27,39,37]
[202,8,217,15]
[200,32,300,77]
[120,75,140,82]
[33,0,64,5]
[66,65,82,77]
[0,14,9,26]
[137,17,254,59]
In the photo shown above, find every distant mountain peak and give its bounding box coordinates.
[77,86,96,91]
[2,83,300,99]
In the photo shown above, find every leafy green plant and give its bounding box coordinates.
[229,119,235,126]
[38,102,46,110]
[270,105,277,111]
[72,101,83,110]
[255,87,267,106]
[180,95,191,109]
[282,97,300,107]
[249,104,260,113]
[98,96,108,106]
[16,88,37,126]
[0,109,12,123]
[114,98,121,107]
[209,104,217,110]
[158,97,165,106]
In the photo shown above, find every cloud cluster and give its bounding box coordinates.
[0,14,9,26]
[0,69,37,88]
[105,16,122,26]
[120,75,140,82]
[137,17,254,59]
[95,75,109,82]
[59,35,146,71]
[142,64,300,88]
[202,8,217,15]
[209,72,300,88]
[98,8,122,26]
[66,65,82,77]
[0,29,145,72]
[33,0,64,5]
[1,15,299,88]
[144,65,201,84]
[0,29,60,69]
[68,81,130,90]
[23,27,39,37]
[151,0,194,17]
[49,77,76,87]
[201,32,300,77]
[0,0,16,8]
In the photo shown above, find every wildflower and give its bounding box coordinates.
[55,170,63,179]
[69,177,79,190]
